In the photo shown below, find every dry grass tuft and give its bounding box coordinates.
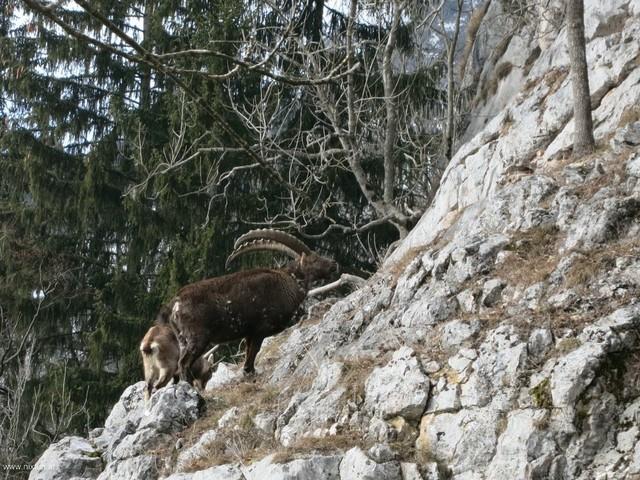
[530,378,552,408]
[500,111,514,136]
[617,105,640,128]
[340,356,379,403]
[479,78,496,104]
[542,67,570,99]
[555,337,582,356]
[152,378,288,473]
[523,46,541,76]
[521,77,540,97]
[493,35,513,65]
[564,252,613,291]
[564,240,640,291]
[182,423,277,472]
[258,330,290,366]
[569,149,628,200]
[271,430,365,464]
[495,62,514,81]
[477,60,514,104]
[386,246,428,287]
[207,379,281,413]
[495,225,561,286]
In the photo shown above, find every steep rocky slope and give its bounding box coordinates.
[30,1,640,479]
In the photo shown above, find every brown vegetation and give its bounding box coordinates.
[493,35,514,65]
[160,378,284,473]
[592,10,630,39]
[617,105,640,128]
[564,239,640,291]
[495,61,514,81]
[523,46,541,76]
[500,110,514,136]
[495,225,561,286]
[386,246,429,288]
[340,357,379,403]
[271,431,365,464]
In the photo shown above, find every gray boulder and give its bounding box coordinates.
[247,454,341,479]
[276,361,345,446]
[164,464,244,480]
[97,382,203,479]
[29,436,102,480]
[97,455,158,480]
[364,347,430,421]
[339,447,401,480]
[481,278,506,307]
[205,363,243,391]
[163,465,247,480]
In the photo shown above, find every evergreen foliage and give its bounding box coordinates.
[0,0,457,469]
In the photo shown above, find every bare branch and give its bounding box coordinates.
[308,274,367,297]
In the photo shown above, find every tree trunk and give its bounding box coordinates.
[566,0,595,156]
[382,1,401,205]
[443,0,463,160]
[140,0,153,111]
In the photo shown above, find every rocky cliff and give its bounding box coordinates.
[30,1,640,479]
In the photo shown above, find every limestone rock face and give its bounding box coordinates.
[248,454,342,480]
[97,456,158,480]
[275,361,346,447]
[163,464,245,480]
[98,382,201,480]
[339,447,401,480]
[364,347,430,421]
[165,455,342,480]
[92,382,147,456]
[29,436,102,480]
[33,382,203,480]
[30,2,640,479]
[174,430,218,473]
[205,362,243,391]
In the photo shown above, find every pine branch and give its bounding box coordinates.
[19,0,305,196]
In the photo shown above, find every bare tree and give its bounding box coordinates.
[0,337,42,476]
[566,0,595,155]
[438,0,465,160]
[210,0,457,240]
[33,361,89,444]
[0,298,46,474]
[19,0,469,246]
[0,268,88,473]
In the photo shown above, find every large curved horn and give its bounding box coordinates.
[225,239,300,269]
[234,229,312,255]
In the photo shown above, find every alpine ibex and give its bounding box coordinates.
[161,229,338,382]
[140,323,216,401]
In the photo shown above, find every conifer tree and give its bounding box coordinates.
[0,0,241,463]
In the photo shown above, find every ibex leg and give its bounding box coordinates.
[243,336,264,374]
[179,338,208,384]
[154,367,173,392]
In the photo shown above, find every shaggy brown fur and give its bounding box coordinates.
[164,252,337,382]
[140,324,212,401]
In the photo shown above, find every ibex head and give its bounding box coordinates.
[225,229,338,283]
[295,252,339,283]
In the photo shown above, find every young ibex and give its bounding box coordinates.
[140,323,216,401]
[161,229,338,382]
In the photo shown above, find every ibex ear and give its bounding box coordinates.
[298,253,306,267]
